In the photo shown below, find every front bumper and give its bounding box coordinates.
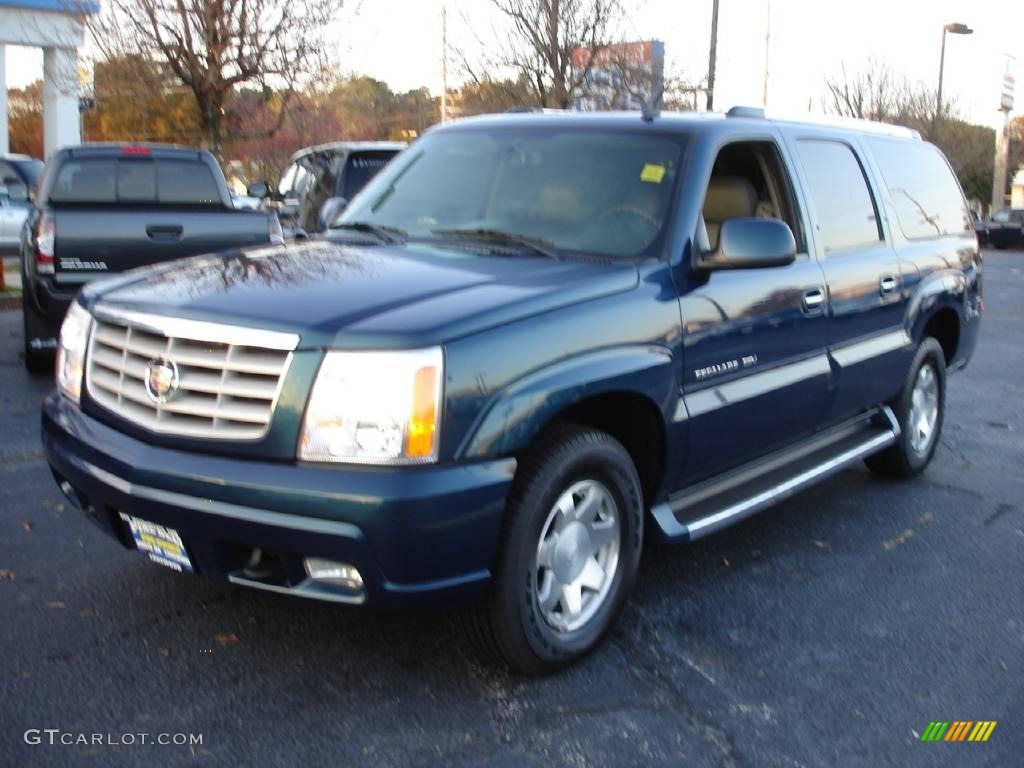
[42,393,516,609]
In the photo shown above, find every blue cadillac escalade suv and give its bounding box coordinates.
[42,108,982,674]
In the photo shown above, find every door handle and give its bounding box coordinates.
[146,224,184,241]
[879,275,898,294]
[802,287,826,315]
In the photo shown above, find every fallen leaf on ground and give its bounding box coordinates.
[918,513,935,524]
[812,539,831,550]
[0,570,15,581]
[19,521,33,533]
[882,530,914,551]
[159,648,170,658]
[214,633,239,646]
[46,601,65,609]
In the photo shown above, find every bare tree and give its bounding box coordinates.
[87,0,345,153]
[823,59,939,138]
[462,0,626,109]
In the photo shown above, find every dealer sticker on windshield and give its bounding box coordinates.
[640,163,667,183]
[119,513,193,573]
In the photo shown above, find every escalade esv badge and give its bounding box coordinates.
[145,358,180,404]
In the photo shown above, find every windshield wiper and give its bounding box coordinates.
[330,221,407,244]
[432,228,560,260]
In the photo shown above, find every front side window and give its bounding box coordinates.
[277,163,299,197]
[868,138,970,240]
[340,128,685,259]
[794,139,882,254]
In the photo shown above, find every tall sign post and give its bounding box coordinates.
[992,60,1015,214]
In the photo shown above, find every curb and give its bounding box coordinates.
[0,295,22,311]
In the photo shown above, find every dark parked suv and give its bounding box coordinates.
[42,109,981,673]
[251,141,405,237]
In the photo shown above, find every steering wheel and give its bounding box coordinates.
[599,205,661,231]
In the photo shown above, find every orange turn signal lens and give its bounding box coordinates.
[406,365,439,458]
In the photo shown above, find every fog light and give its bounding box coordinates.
[304,558,364,591]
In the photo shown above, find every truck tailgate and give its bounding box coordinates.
[52,209,270,283]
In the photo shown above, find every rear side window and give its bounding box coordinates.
[794,139,882,254]
[49,156,221,205]
[342,151,398,200]
[868,138,970,239]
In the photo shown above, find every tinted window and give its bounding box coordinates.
[156,160,220,205]
[118,159,157,202]
[49,157,220,205]
[50,158,118,203]
[795,140,881,254]
[342,151,398,200]
[868,138,970,239]
[341,129,684,259]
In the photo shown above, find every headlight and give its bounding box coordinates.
[56,302,92,403]
[299,348,443,464]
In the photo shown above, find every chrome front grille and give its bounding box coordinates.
[86,307,298,440]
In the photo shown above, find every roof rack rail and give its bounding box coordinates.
[504,106,569,114]
[726,106,766,119]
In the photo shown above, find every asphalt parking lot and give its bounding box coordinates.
[1,251,1021,768]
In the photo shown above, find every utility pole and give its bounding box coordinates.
[992,57,1016,214]
[706,0,720,111]
[441,0,448,123]
[762,0,771,106]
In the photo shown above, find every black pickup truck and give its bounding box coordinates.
[19,144,283,372]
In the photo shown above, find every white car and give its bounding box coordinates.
[0,187,31,253]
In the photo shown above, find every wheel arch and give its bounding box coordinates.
[456,345,677,506]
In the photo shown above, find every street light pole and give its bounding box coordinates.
[932,22,973,140]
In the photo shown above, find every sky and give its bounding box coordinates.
[4,0,1022,131]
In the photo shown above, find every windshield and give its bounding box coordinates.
[338,127,685,259]
[992,210,1010,223]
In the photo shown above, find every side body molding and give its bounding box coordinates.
[458,345,677,460]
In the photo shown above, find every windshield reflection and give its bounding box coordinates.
[339,128,685,259]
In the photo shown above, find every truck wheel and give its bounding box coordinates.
[466,425,644,675]
[865,337,946,478]
[22,302,53,375]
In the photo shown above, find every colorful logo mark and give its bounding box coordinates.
[921,721,997,742]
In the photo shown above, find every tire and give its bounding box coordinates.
[22,301,54,376]
[465,425,644,675]
[865,337,946,478]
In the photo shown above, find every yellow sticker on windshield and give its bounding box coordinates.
[640,163,666,183]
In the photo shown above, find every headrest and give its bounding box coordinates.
[703,176,758,222]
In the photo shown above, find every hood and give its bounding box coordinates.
[81,240,639,348]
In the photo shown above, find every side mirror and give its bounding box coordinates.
[695,218,797,271]
[246,180,270,198]
[319,197,349,229]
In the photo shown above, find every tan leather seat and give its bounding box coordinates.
[702,176,759,249]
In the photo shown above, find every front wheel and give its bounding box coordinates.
[466,425,644,675]
[865,337,946,478]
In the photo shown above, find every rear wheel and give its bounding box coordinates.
[865,337,946,478]
[466,425,644,675]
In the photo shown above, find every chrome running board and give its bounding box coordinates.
[651,407,900,542]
